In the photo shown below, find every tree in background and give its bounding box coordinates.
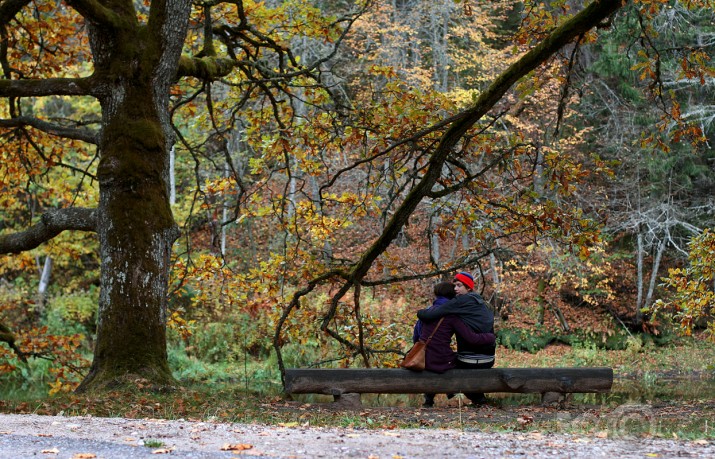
[574,2,715,328]
[655,229,715,341]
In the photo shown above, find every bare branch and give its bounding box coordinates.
[0,207,97,254]
[0,116,98,144]
[0,321,26,362]
[0,76,98,98]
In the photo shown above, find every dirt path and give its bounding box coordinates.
[1,414,713,458]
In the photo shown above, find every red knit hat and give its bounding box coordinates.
[453,272,474,290]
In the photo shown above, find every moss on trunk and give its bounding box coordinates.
[78,63,179,393]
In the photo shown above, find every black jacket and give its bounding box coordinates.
[417,292,496,356]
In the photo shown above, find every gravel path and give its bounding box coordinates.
[1,414,713,458]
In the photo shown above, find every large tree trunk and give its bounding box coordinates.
[78,96,179,391]
[76,0,190,392]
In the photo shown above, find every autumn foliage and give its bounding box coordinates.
[2,0,715,394]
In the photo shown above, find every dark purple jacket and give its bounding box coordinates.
[418,315,495,373]
[412,295,451,343]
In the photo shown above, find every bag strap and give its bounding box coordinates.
[422,317,445,346]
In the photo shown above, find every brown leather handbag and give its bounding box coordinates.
[400,318,444,371]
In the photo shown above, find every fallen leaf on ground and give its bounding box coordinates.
[221,443,253,451]
[277,422,299,427]
[517,415,533,426]
[41,448,59,454]
[72,454,97,459]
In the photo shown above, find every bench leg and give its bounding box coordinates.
[541,391,567,405]
[333,392,362,408]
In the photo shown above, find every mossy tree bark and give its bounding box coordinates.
[72,0,191,392]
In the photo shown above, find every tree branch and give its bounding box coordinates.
[0,0,31,25]
[176,56,237,80]
[0,208,97,254]
[0,321,26,362]
[0,116,98,144]
[64,0,125,29]
[0,76,98,98]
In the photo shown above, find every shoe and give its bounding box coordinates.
[423,394,435,408]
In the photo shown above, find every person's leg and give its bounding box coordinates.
[423,393,435,407]
[457,360,494,405]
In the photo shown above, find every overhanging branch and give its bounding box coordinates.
[350,0,626,283]
[0,116,98,144]
[0,76,97,98]
[316,0,626,337]
[0,207,97,254]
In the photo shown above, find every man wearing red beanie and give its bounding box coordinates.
[416,271,496,405]
[453,272,475,291]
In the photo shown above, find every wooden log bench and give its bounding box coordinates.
[284,367,613,406]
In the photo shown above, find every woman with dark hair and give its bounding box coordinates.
[412,281,457,343]
[412,280,496,407]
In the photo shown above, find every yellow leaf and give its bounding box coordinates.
[221,444,253,451]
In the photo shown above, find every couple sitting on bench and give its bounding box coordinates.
[412,272,496,407]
